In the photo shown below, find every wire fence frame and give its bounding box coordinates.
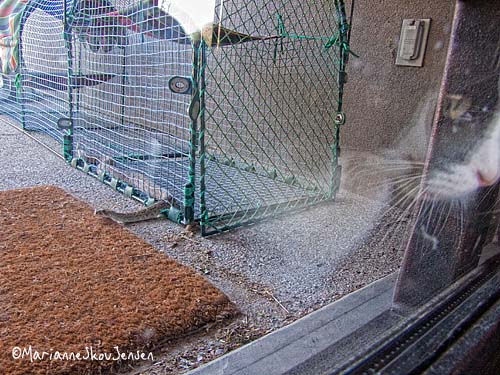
[0,0,352,236]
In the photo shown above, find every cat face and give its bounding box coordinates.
[425,101,500,199]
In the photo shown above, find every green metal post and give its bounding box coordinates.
[330,0,350,197]
[63,0,74,162]
[198,39,208,235]
[184,40,202,224]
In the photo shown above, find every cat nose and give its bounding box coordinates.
[476,168,499,187]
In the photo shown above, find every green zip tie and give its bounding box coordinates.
[14,73,22,99]
[184,183,195,206]
[98,170,106,182]
[124,186,134,197]
[267,169,278,179]
[273,13,347,63]
[185,184,195,196]
[165,207,182,223]
[242,163,256,173]
[110,178,119,190]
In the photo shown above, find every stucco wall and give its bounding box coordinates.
[341,1,456,154]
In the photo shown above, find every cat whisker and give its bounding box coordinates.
[435,200,456,239]
[342,157,425,173]
[397,189,424,222]
[476,184,499,206]
[386,174,424,186]
[446,200,465,246]
[424,199,438,234]
[492,190,500,208]
[389,180,423,207]
[348,163,425,175]
[383,185,421,218]
[411,192,446,258]
[347,171,422,190]
[345,164,387,177]
[378,186,424,244]
[352,175,422,194]
[345,161,422,171]
[478,207,500,215]
[371,160,425,166]
[457,200,466,246]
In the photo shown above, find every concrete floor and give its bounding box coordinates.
[0,115,409,373]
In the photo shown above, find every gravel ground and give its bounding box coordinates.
[0,116,409,374]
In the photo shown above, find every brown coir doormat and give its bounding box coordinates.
[0,186,236,375]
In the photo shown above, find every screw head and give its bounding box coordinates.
[334,112,346,125]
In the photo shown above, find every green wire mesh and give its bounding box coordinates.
[199,0,347,234]
[0,1,70,143]
[21,4,70,142]
[66,0,194,211]
[0,0,351,235]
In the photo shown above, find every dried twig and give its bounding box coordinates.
[130,253,156,259]
[264,290,290,314]
[250,287,289,314]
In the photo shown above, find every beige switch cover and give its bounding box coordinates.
[396,19,431,67]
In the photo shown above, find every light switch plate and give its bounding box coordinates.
[396,18,431,67]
